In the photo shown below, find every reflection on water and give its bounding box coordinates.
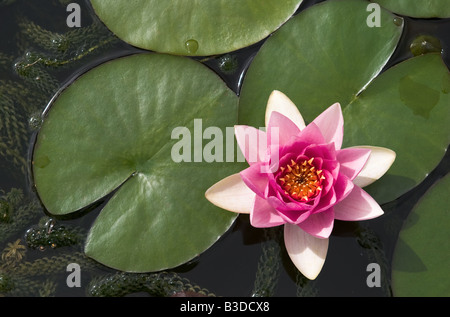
[0,0,448,297]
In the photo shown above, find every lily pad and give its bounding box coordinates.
[89,0,303,56]
[343,53,450,203]
[391,174,450,296]
[239,0,404,126]
[373,0,450,18]
[32,53,241,272]
[239,0,450,204]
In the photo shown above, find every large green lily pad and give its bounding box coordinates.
[239,0,404,125]
[374,0,450,18]
[343,53,450,203]
[239,0,450,204]
[90,0,303,56]
[32,53,241,272]
[391,174,450,296]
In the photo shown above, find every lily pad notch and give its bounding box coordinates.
[32,53,242,272]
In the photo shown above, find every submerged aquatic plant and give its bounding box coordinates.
[251,227,283,297]
[206,91,396,279]
[0,12,118,289]
[87,271,215,297]
[1,239,26,266]
[25,218,84,251]
[0,200,12,223]
[0,189,42,244]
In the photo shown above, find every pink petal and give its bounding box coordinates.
[266,195,313,223]
[319,169,334,196]
[311,103,343,150]
[298,208,335,239]
[311,186,336,214]
[333,173,354,204]
[321,158,340,180]
[235,125,267,165]
[264,142,283,174]
[240,163,269,198]
[250,195,286,228]
[337,147,371,180]
[304,143,337,161]
[334,185,384,221]
[284,224,329,280]
[293,122,326,146]
[266,111,301,147]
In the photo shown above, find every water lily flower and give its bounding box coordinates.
[205,90,396,280]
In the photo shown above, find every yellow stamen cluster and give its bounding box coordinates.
[278,158,325,202]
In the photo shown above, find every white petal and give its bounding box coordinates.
[284,223,329,280]
[205,173,255,214]
[352,146,396,188]
[265,90,306,130]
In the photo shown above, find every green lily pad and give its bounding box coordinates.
[239,0,404,126]
[391,174,450,296]
[343,53,450,203]
[90,0,303,56]
[239,0,449,204]
[374,0,450,18]
[32,53,241,272]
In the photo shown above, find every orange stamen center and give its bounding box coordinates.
[277,158,325,202]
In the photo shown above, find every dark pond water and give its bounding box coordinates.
[0,0,448,297]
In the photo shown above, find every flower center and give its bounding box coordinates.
[278,158,325,202]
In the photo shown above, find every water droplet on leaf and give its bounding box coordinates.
[185,39,199,54]
[393,17,403,26]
